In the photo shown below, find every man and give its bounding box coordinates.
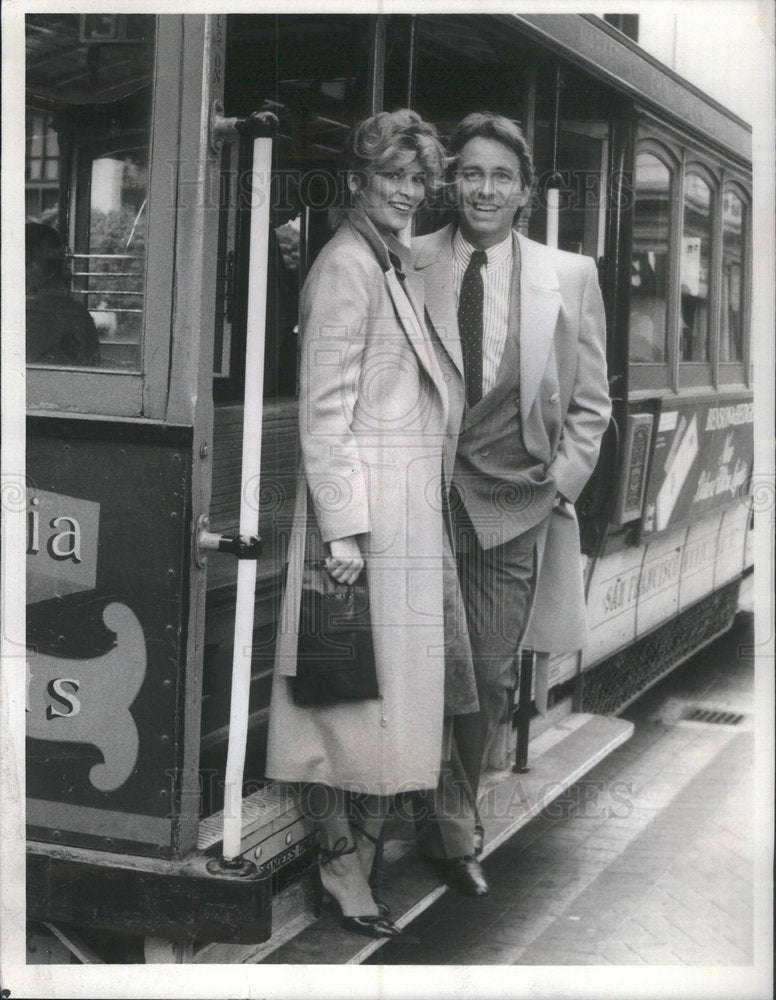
[412,113,611,896]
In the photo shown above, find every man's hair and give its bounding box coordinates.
[448,112,535,192]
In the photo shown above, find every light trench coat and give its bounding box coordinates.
[265,212,477,794]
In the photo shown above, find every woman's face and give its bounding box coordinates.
[350,154,427,237]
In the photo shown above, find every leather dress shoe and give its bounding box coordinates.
[473,825,484,857]
[432,855,489,897]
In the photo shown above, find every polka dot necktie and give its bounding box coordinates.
[458,248,488,408]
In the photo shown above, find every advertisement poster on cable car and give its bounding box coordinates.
[25,428,191,857]
[641,397,753,537]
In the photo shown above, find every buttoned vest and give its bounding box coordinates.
[453,241,557,550]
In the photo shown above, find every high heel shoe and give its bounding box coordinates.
[350,821,391,918]
[313,837,402,939]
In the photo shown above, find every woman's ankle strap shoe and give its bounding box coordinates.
[350,822,391,917]
[319,836,358,866]
[350,821,380,845]
[314,838,399,935]
[340,914,402,939]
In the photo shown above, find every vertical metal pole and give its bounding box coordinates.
[546,67,563,249]
[517,63,537,236]
[513,648,534,774]
[546,188,560,250]
[406,16,418,109]
[550,67,562,180]
[221,134,271,862]
[367,15,387,115]
[605,110,636,395]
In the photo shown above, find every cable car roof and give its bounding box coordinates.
[506,14,752,166]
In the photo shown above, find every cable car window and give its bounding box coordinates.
[528,68,612,259]
[680,171,712,363]
[25,13,155,372]
[217,15,371,401]
[529,122,609,258]
[630,153,671,363]
[409,16,529,235]
[720,188,745,363]
[25,112,60,217]
[411,18,527,134]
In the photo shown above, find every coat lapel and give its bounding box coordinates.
[398,268,427,338]
[384,268,445,395]
[348,212,447,412]
[413,224,464,378]
[385,231,429,341]
[517,232,561,429]
[413,227,562,435]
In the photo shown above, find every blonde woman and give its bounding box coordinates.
[265,110,477,938]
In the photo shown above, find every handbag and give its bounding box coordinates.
[290,561,379,706]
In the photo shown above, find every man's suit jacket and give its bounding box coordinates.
[412,223,612,654]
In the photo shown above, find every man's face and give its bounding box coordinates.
[455,137,530,249]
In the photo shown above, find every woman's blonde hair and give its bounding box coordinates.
[343,109,448,199]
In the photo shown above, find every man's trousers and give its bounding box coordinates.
[415,502,545,859]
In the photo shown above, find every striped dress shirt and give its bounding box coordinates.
[452,229,514,396]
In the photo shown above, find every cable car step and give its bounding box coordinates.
[193,712,632,965]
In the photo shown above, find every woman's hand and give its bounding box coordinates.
[325,536,364,585]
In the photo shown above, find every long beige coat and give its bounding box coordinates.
[265,213,475,794]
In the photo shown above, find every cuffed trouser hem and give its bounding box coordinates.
[411,739,477,860]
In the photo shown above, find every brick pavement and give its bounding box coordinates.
[375,614,757,967]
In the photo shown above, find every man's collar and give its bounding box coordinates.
[452,227,513,269]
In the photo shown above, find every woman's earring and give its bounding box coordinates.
[346,173,362,201]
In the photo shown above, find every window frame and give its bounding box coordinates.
[717,177,751,388]
[628,121,752,401]
[628,136,681,393]
[25,15,182,420]
[677,158,719,389]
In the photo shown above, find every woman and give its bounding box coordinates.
[265,109,477,938]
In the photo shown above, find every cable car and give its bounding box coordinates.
[20,12,753,964]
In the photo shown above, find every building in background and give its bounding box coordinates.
[604,2,770,121]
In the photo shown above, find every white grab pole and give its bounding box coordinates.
[546,186,560,250]
[222,135,272,861]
